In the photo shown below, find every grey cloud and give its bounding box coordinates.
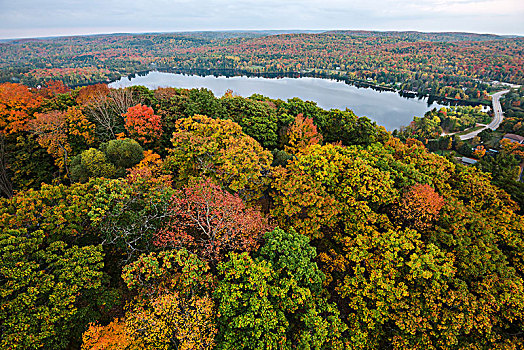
[0,0,522,38]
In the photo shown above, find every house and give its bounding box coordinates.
[502,133,524,144]
[461,157,478,165]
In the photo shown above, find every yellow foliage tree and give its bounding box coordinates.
[126,293,216,350]
[166,115,272,201]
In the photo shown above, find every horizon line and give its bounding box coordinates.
[1,28,522,42]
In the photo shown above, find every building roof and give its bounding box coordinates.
[461,157,478,165]
[503,133,524,143]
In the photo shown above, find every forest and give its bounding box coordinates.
[1,80,524,349]
[1,30,522,103]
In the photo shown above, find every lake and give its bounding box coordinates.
[109,71,446,131]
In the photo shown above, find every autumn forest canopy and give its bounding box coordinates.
[0,29,524,350]
[1,30,523,103]
[0,76,523,349]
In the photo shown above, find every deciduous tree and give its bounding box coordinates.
[391,183,445,231]
[70,148,116,183]
[214,229,347,349]
[76,84,110,106]
[165,115,272,201]
[221,95,278,149]
[86,88,137,141]
[155,178,268,264]
[271,141,524,348]
[284,113,323,154]
[500,138,524,157]
[82,319,140,350]
[99,138,144,175]
[29,106,95,173]
[120,249,216,349]
[123,103,162,146]
[125,292,216,350]
[87,174,174,262]
[472,144,486,158]
[0,228,104,349]
[0,82,42,134]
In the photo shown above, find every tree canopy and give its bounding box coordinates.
[0,81,522,349]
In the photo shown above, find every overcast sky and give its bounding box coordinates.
[0,0,523,39]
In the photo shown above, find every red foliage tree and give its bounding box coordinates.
[39,80,70,97]
[123,104,162,145]
[155,178,269,264]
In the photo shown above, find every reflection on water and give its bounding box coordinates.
[109,71,446,131]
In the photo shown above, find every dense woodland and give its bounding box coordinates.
[1,80,524,349]
[1,31,523,103]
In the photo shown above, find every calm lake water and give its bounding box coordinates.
[109,71,446,131]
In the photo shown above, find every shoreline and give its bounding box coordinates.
[111,67,494,108]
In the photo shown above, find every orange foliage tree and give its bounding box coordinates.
[38,80,70,98]
[392,183,445,231]
[76,84,110,106]
[0,82,42,135]
[123,103,162,145]
[284,113,323,154]
[82,319,140,350]
[500,138,524,157]
[472,145,486,158]
[29,106,95,172]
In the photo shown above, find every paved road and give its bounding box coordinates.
[458,89,510,140]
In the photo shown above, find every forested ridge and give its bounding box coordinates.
[0,80,523,349]
[1,30,522,103]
